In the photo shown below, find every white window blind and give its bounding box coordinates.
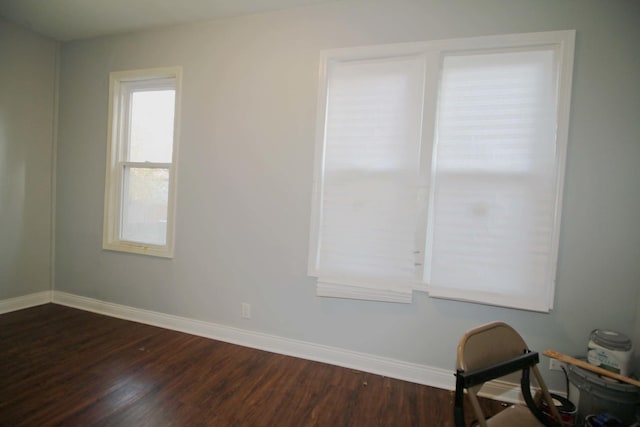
[425,49,562,311]
[309,31,574,310]
[310,56,426,303]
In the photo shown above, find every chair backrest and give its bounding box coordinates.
[454,322,561,427]
[457,321,528,375]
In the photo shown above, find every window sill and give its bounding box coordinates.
[316,280,413,304]
[102,241,174,258]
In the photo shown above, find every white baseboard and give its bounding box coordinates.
[0,290,534,403]
[0,291,52,314]
[51,291,460,390]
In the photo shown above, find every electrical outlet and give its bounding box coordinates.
[241,303,251,319]
[549,358,565,371]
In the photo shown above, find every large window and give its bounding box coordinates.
[308,31,575,311]
[103,67,181,258]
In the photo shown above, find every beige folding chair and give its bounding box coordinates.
[453,321,562,427]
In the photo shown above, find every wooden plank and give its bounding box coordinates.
[543,350,640,387]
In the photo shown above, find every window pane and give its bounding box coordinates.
[325,57,424,172]
[435,50,556,173]
[429,175,554,294]
[427,48,558,305]
[317,56,425,285]
[129,90,175,163]
[121,166,169,245]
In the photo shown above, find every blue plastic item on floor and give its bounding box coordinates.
[584,413,624,427]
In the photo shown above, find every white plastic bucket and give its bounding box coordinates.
[587,329,633,376]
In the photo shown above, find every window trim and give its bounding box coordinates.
[103,67,182,258]
[308,31,575,311]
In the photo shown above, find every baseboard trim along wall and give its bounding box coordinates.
[2,291,537,403]
[0,291,52,314]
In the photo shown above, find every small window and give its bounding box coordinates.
[103,67,181,258]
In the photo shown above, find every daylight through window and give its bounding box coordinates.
[103,67,181,258]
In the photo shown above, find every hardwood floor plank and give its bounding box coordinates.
[0,304,504,426]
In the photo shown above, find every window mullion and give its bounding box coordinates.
[415,49,442,290]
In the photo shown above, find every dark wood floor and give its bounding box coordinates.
[0,304,504,426]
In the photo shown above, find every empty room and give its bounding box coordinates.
[1,0,639,425]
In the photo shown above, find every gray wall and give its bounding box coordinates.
[54,0,640,387]
[0,18,57,299]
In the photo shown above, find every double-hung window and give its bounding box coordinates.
[103,67,181,258]
[308,31,575,311]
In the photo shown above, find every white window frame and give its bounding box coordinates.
[103,67,182,258]
[308,30,575,311]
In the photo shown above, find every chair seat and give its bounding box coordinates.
[486,405,545,427]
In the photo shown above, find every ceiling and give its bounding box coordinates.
[0,0,337,41]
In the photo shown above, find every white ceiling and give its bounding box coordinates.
[0,0,337,41]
